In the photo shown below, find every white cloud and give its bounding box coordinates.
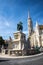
[23,30,28,34]
[0,16,11,29]
[4,21,10,27]
[0,15,24,39]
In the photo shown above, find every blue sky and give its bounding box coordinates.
[0,0,43,39]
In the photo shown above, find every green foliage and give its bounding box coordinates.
[17,21,23,31]
[0,36,5,48]
[0,36,5,45]
[0,36,8,49]
[34,45,40,53]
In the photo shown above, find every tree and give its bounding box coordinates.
[17,21,23,31]
[0,36,5,49]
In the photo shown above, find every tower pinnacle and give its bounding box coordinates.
[36,21,39,27]
[28,11,31,19]
[28,11,33,36]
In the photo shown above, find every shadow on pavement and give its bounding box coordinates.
[0,60,9,62]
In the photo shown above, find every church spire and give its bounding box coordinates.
[28,11,33,36]
[28,11,31,19]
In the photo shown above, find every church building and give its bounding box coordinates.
[27,12,43,48]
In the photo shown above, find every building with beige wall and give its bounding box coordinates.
[5,31,27,55]
[12,31,26,50]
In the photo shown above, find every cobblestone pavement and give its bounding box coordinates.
[0,53,43,65]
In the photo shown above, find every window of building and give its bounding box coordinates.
[13,43,19,49]
[14,34,18,39]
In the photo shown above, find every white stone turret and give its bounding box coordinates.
[36,21,39,35]
[36,21,39,27]
[35,21,40,47]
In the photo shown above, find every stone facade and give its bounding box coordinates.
[12,31,26,50]
[5,31,27,56]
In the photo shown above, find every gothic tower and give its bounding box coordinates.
[28,12,33,36]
